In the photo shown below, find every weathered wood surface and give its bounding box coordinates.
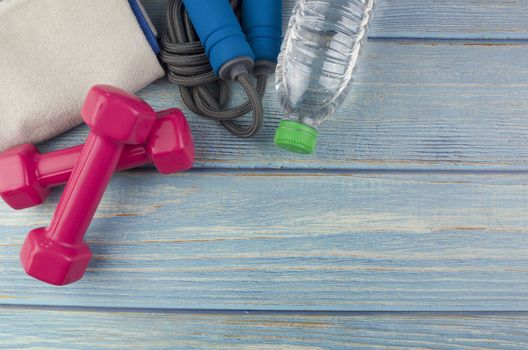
[142,0,528,40]
[1,171,527,311]
[3,1,528,348]
[42,40,528,171]
[1,307,527,349]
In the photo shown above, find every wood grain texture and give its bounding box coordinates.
[1,307,527,349]
[141,0,528,40]
[2,0,527,347]
[42,40,528,171]
[1,170,527,311]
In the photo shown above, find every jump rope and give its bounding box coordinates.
[160,0,281,138]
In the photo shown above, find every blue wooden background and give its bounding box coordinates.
[1,0,528,348]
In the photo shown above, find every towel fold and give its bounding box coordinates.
[0,0,165,151]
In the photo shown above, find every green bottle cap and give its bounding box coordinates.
[274,120,319,155]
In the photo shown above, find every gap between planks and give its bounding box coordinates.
[2,303,528,316]
[118,168,528,176]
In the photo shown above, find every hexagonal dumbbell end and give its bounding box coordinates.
[20,227,91,286]
[0,144,50,209]
[147,108,195,174]
[82,85,157,144]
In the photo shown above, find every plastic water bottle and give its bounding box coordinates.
[274,0,375,154]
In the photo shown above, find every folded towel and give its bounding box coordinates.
[0,0,165,151]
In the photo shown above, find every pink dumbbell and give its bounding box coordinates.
[0,108,194,210]
[20,85,159,286]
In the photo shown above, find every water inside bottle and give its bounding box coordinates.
[276,0,374,128]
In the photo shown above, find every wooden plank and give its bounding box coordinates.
[1,307,527,349]
[42,40,528,171]
[1,170,527,311]
[141,0,528,40]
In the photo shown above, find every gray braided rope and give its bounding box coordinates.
[160,0,267,138]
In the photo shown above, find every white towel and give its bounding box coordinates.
[0,0,165,151]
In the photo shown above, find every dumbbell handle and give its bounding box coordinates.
[34,109,174,188]
[49,134,125,245]
[37,143,147,187]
